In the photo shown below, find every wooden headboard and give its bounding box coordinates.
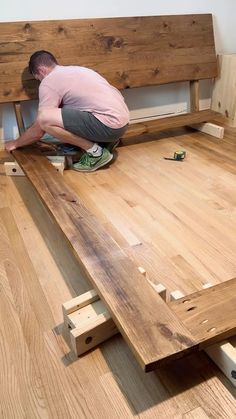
[0,14,217,103]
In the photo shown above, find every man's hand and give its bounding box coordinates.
[5,140,17,152]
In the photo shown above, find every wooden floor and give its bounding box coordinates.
[1,125,236,418]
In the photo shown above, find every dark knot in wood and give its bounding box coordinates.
[98,35,124,51]
[24,23,31,31]
[159,323,173,338]
[58,26,65,34]
[3,89,11,96]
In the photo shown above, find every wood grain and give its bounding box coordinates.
[169,278,236,346]
[124,110,218,138]
[13,147,196,371]
[1,124,236,416]
[0,14,217,102]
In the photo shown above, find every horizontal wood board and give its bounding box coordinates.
[169,278,236,346]
[0,14,217,102]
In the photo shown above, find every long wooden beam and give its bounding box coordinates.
[13,148,196,371]
[124,110,219,138]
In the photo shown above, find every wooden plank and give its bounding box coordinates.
[0,14,217,102]
[4,160,64,175]
[13,102,25,135]
[190,80,200,112]
[211,54,236,127]
[170,284,236,387]
[124,110,219,138]
[169,278,236,347]
[12,147,197,371]
[170,288,236,387]
[62,289,99,316]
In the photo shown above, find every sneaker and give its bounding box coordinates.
[72,148,113,172]
[101,139,120,152]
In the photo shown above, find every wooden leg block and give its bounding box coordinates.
[189,122,224,139]
[63,270,167,357]
[46,156,65,174]
[205,337,236,387]
[170,287,236,387]
[63,293,119,356]
[70,313,118,356]
[4,161,25,176]
[4,159,64,176]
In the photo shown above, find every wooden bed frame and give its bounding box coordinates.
[1,15,236,373]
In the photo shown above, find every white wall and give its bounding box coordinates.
[1,0,236,141]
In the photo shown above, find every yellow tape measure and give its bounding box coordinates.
[164,150,186,161]
[174,150,186,160]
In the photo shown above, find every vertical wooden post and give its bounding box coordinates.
[13,102,25,135]
[190,80,200,112]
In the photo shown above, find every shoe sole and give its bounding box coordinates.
[72,153,113,172]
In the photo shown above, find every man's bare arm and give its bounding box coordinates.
[5,120,45,152]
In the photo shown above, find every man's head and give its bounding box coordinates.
[29,50,58,81]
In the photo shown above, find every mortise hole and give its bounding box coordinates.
[207,327,216,333]
[201,319,208,324]
[182,299,190,303]
[12,168,17,173]
[85,336,93,344]
[187,306,196,312]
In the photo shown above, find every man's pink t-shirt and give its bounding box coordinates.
[39,65,130,129]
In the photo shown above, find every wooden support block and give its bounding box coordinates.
[205,337,236,387]
[13,102,25,135]
[4,161,25,176]
[70,312,118,356]
[63,268,167,357]
[170,287,236,387]
[62,289,99,316]
[189,122,224,139]
[138,266,167,301]
[50,161,65,175]
[170,290,185,302]
[63,292,118,356]
[4,159,65,176]
[190,80,200,112]
[202,283,212,289]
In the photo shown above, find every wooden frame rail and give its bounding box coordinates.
[12,148,236,371]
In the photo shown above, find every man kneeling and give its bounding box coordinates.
[6,50,130,172]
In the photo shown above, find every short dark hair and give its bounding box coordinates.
[28,50,58,75]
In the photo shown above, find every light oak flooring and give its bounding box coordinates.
[0,126,236,418]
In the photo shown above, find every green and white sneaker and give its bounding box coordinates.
[72,148,113,172]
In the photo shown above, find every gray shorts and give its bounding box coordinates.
[61,107,128,143]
